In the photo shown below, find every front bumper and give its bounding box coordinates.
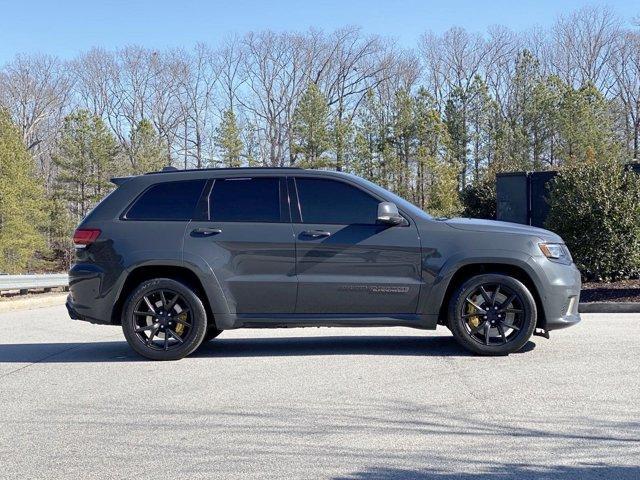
[534,258,582,331]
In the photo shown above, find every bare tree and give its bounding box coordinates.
[0,53,72,187]
[611,31,640,159]
[551,6,621,93]
[236,31,310,166]
[73,48,116,117]
[173,44,220,168]
[322,27,398,170]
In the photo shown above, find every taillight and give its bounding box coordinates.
[73,228,101,248]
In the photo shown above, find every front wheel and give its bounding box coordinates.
[448,274,537,355]
[122,278,208,360]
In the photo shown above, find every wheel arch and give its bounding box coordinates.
[111,264,218,329]
[435,262,546,330]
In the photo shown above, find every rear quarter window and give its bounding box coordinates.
[124,180,207,221]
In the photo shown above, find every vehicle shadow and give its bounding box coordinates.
[0,335,536,363]
[333,463,640,480]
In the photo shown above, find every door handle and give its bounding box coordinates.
[301,230,331,239]
[191,227,222,236]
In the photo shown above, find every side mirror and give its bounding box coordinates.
[377,202,406,226]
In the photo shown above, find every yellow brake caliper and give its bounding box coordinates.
[175,311,188,335]
[467,299,480,329]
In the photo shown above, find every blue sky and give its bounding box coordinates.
[0,0,637,63]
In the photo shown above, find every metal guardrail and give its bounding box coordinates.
[0,274,69,293]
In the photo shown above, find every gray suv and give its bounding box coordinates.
[66,167,581,360]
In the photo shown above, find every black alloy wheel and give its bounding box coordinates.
[448,274,537,355]
[122,278,207,360]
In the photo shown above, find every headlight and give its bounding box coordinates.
[539,243,571,263]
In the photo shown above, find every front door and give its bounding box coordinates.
[184,176,296,314]
[291,176,422,314]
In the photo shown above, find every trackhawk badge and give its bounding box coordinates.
[339,285,410,294]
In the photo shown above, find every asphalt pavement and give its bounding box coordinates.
[0,304,639,479]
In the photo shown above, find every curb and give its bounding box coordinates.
[579,302,640,313]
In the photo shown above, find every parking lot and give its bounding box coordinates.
[0,303,639,479]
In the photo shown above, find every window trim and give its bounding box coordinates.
[120,179,208,222]
[206,176,289,224]
[291,176,409,226]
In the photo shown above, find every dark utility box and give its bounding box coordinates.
[496,163,639,227]
[496,171,557,228]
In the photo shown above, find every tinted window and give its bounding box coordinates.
[210,177,281,222]
[296,178,379,224]
[126,180,206,220]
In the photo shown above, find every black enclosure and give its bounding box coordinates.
[496,171,557,228]
[495,173,531,225]
[496,163,640,227]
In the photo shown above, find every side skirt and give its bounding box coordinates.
[213,313,438,330]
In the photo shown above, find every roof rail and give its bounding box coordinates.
[144,166,305,175]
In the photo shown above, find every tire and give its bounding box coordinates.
[122,278,208,360]
[448,273,537,356]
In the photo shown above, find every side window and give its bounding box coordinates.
[295,178,379,225]
[125,180,206,221]
[210,177,282,223]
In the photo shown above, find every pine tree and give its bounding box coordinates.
[292,83,331,168]
[414,88,461,216]
[214,109,244,167]
[46,193,75,270]
[555,82,619,165]
[0,109,47,273]
[444,88,469,189]
[391,89,415,200]
[467,76,494,181]
[129,119,166,174]
[351,89,382,183]
[54,110,119,222]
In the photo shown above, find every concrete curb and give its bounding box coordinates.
[579,302,640,313]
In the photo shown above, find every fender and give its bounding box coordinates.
[419,249,545,317]
[110,254,231,327]
[182,251,230,317]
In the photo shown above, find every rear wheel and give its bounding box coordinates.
[448,274,537,355]
[122,278,207,360]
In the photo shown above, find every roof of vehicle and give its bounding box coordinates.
[146,166,305,175]
[110,166,352,186]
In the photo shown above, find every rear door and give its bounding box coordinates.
[184,176,297,314]
[291,176,422,314]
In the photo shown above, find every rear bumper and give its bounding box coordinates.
[65,295,82,320]
[67,260,121,325]
[66,294,113,325]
